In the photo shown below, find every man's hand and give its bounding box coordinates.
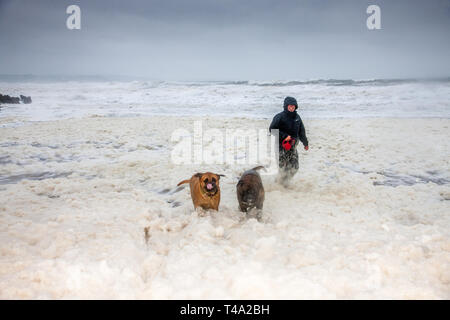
[285,135,292,141]
[304,145,309,151]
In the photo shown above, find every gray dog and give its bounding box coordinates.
[236,166,265,216]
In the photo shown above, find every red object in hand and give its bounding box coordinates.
[304,145,309,151]
[282,138,295,151]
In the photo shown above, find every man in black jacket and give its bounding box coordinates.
[269,96,309,184]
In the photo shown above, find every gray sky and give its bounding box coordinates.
[0,0,449,80]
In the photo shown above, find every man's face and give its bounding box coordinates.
[287,104,296,112]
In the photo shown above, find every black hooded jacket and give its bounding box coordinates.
[269,97,308,148]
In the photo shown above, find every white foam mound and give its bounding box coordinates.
[0,116,449,299]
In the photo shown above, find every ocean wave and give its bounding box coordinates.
[247,78,445,87]
[165,78,450,88]
[1,78,449,122]
[1,75,449,87]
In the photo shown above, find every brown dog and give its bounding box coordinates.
[177,172,223,210]
[236,166,265,213]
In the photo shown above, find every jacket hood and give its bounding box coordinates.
[283,96,298,111]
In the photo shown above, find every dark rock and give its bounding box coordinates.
[0,94,20,104]
[20,95,32,104]
[0,94,32,104]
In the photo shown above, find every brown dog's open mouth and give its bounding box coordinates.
[203,184,218,195]
[202,179,218,195]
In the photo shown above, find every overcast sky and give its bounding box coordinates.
[0,0,449,80]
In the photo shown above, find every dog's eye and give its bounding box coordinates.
[204,178,208,183]
[212,178,216,183]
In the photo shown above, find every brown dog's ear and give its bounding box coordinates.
[194,173,203,178]
[216,174,225,179]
